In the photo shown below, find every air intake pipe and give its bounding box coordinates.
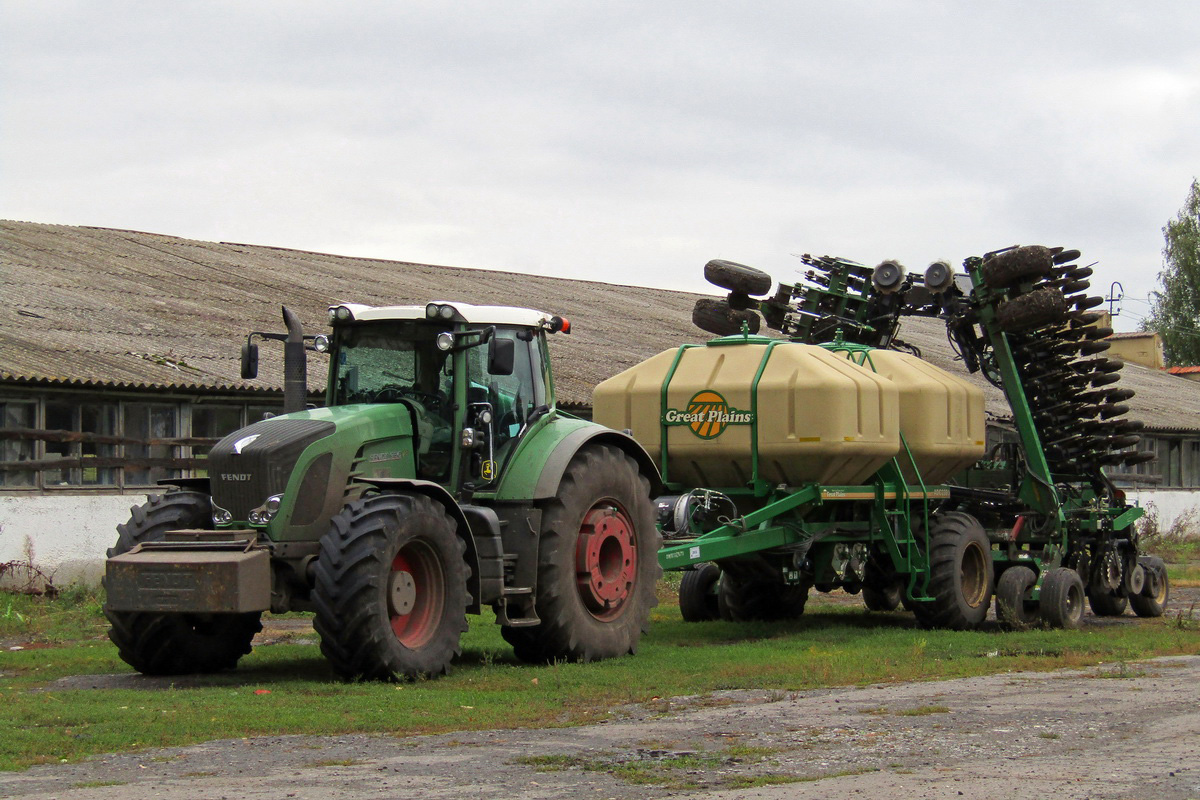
[282,306,307,414]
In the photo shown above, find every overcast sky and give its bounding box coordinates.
[4,2,1198,330]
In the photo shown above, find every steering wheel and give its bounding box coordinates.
[372,385,445,411]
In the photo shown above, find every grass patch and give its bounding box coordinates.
[0,585,107,645]
[71,779,127,788]
[895,705,950,716]
[0,584,1197,771]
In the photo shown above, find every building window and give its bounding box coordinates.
[43,400,119,486]
[123,403,180,486]
[0,400,36,487]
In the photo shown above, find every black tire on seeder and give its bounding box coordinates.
[313,492,469,680]
[679,563,722,622]
[910,512,994,630]
[995,287,1069,333]
[704,259,773,296]
[502,444,659,663]
[104,491,263,675]
[981,245,1054,289]
[693,297,761,337]
[717,559,809,622]
[1129,556,1170,618]
[994,565,1039,630]
[1040,567,1086,629]
[861,558,903,612]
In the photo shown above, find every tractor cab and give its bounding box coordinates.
[323,301,568,493]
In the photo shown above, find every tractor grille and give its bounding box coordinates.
[208,418,335,521]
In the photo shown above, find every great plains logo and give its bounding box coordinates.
[233,434,260,454]
[663,390,754,439]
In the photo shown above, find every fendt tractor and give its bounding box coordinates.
[595,246,1169,630]
[105,302,661,680]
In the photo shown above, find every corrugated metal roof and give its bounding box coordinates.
[3,220,1200,431]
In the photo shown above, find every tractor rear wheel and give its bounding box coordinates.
[679,563,722,622]
[104,491,262,675]
[911,512,993,630]
[1129,556,1169,617]
[313,492,468,680]
[503,444,658,663]
[994,565,1038,630]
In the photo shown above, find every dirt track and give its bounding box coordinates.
[4,653,1199,800]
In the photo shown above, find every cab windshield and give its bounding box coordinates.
[330,321,451,406]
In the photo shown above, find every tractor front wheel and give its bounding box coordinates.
[502,444,658,663]
[104,491,262,675]
[313,492,468,680]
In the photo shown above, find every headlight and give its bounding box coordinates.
[426,303,440,319]
[211,500,233,526]
[333,305,353,321]
[249,494,284,526]
[314,334,331,353]
[436,331,455,351]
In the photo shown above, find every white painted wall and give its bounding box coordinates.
[1127,489,1200,537]
[0,493,149,586]
[2,487,1198,588]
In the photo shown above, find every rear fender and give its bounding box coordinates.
[493,419,661,502]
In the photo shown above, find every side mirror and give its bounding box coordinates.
[241,340,259,379]
[488,337,515,376]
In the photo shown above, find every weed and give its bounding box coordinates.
[1038,732,1061,740]
[306,758,365,768]
[71,780,126,788]
[896,705,950,717]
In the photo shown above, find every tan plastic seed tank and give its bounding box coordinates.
[832,348,986,484]
[592,337,985,488]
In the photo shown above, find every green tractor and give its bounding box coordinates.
[105,301,660,680]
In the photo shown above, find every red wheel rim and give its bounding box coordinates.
[575,502,637,621]
[388,540,444,648]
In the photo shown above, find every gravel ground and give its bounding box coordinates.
[3,655,1199,800]
[3,587,1199,800]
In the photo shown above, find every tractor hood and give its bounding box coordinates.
[208,404,416,524]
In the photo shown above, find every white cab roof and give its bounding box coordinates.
[331,301,554,327]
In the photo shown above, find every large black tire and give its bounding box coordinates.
[693,297,761,337]
[994,565,1039,630]
[1129,556,1169,617]
[862,558,903,612]
[313,492,469,680]
[104,491,263,675]
[704,259,772,296]
[502,445,659,663]
[718,568,809,622]
[679,563,722,622]
[981,245,1053,289]
[1087,590,1128,617]
[1040,567,1086,629]
[911,512,993,630]
[995,287,1068,333]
